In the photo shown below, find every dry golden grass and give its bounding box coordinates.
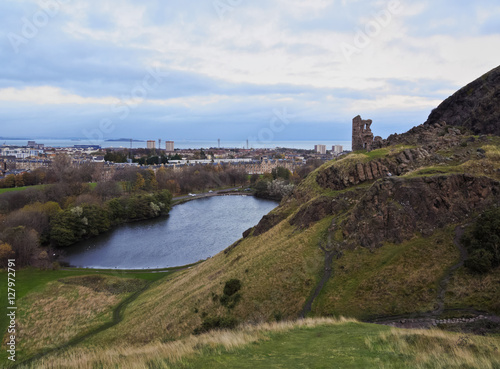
[483,144,500,161]
[10,275,143,357]
[26,317,356,369]
[367,327,500,369]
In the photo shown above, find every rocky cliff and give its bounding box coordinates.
[425,65,500,135]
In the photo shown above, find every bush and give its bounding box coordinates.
[220,279,242,309]
[465,249,493,274]
[193,316,238,335]
[223,279,242,296]
[462,207,500,273]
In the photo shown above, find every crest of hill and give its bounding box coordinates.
[425,64,500,136]
[383,65,500,147]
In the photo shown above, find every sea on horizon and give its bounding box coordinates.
[1,139,352,151]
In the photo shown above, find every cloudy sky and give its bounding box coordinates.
[1,0,499,143]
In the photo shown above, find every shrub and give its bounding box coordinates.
[193,316,238,335]
[465,249,493,274]
[462,207,500,273]
[223,279,242,296]
[220,279,242,309]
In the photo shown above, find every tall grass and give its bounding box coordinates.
[24,317,356,369]
[366,328,500,369]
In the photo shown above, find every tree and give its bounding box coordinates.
[462,207,500,273]
[50,208,83,247]
[51,154,74,182]
[0,227,39,266]
[144,169,158,191]
[156,167,169,189]
[82,204,111,236]
[0,242,15,265]
[250,173,260,185]
[133,173,146,192]
[94,181,122,201]
[272,166,291,180]
[3,175,15,188]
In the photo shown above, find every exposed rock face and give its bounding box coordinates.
[384,121,464,148]
[425,65,500,136]
[290,196,351,229]
[340,175,500,249]
[316,148,433,191]
[251,213,284,237]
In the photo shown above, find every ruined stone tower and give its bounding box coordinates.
[352,115,374,151]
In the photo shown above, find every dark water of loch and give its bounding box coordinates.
[62,195,278,269]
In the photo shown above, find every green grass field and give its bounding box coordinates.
[0,185,47,194]
[169,322,401,369]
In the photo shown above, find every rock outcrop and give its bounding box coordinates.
[339,174,500,249]
[316,147,434,191]
[425,65,500,136]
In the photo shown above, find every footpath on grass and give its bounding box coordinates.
[13,272,170,368]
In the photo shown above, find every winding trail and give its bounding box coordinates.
[300,243,338,318]
[433,226,468,315]
[14,277,163,368]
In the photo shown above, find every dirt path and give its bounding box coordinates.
[433,226,468,315]
[14,278,162,368]
[299,244,338,318]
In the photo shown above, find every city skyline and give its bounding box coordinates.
[1,0,499,142]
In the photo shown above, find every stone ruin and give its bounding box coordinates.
[352,115,382,151]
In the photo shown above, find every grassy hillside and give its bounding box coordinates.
[21,318,500,369]
[0,267,186,365]
[312,228,459,318]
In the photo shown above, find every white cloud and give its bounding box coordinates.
[349,94,443,111]
[0,87,119,105]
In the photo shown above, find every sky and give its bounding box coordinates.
[0,0,499,144]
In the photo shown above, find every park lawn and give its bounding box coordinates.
[0,185,47,194]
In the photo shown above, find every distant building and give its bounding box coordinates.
[73,144,100,150]
[332,145,343,154]
[28,141,45,149]
[147,140,156,149]
[314,144,326,155]
[165,141,174,152]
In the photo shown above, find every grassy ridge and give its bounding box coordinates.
[86,217,330,345]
